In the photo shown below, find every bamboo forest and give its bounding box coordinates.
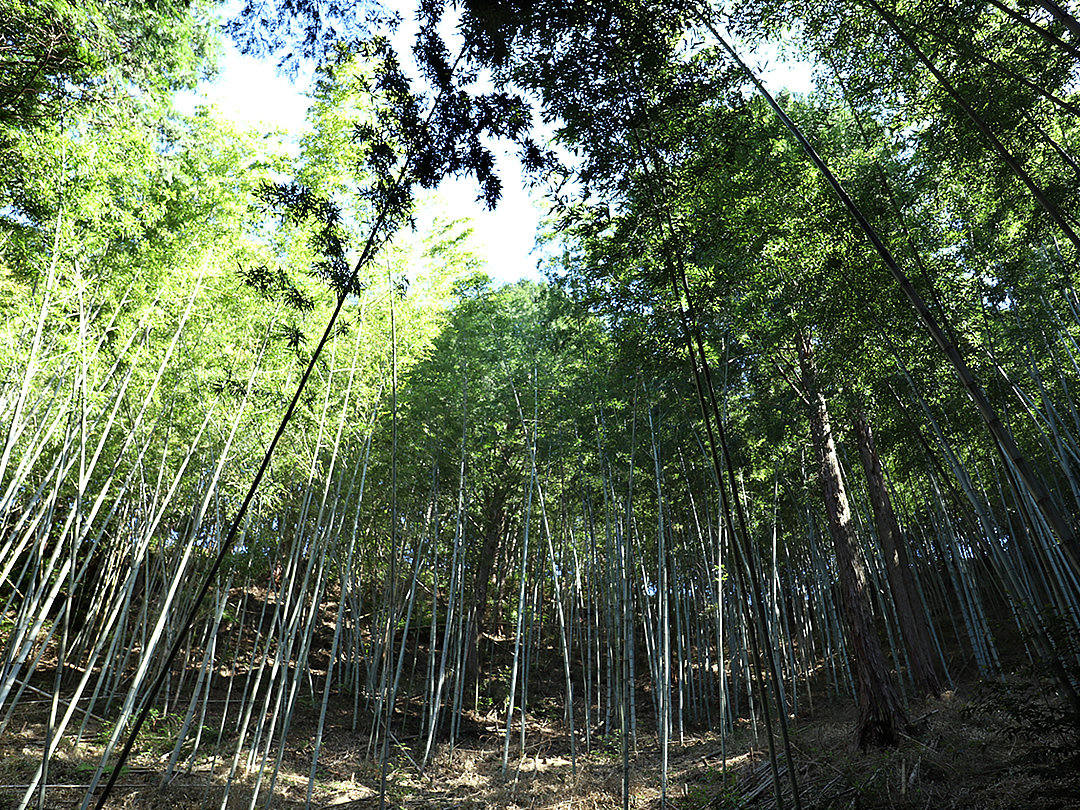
[4,0,1080,807]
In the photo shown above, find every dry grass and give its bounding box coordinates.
[2,669,1078,810]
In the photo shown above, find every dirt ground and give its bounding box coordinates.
[2,667,1078,810]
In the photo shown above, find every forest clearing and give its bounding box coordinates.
[3,0,1080,808]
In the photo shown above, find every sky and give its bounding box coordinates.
[178,8,815,286]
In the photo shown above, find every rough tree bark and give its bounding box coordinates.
[798,333,908,747]
[853,407,943,698]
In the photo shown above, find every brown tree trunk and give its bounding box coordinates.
[702,14,1080,562]
[853,407,943,698]
[798,333,908,747]
[464,484,508,708]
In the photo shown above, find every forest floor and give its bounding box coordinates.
[2,661,1078,810]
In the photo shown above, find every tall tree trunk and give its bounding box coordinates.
[853,408,944,699]
[464,484,508,707]
[798,334,907,748]
[699,13,1080,562]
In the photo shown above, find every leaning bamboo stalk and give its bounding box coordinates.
[985,0,1080,59]
[0,165,66,491]
[11,405,214,806]
[74,406,217,809]
[647,404,671,806]
[91,45,483,801]
[0,282,162,526]
[422,373,468,769]
[161,571,234,785]
[377,275,400,810]
[2,285,186,602]
[698,9,1078,560]
[500,344,577,773]
[0,367,78,556]
[305,302,374,808]
[151,314,285,783]
[1,290,198,696]
[37,268,90,810]
[502,423,536,776]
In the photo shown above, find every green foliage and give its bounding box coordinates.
[686,766,742,809]
[0,0,221,237]
[96,707,186,756]
[0,0,217,129]
[4,5,1080,804]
